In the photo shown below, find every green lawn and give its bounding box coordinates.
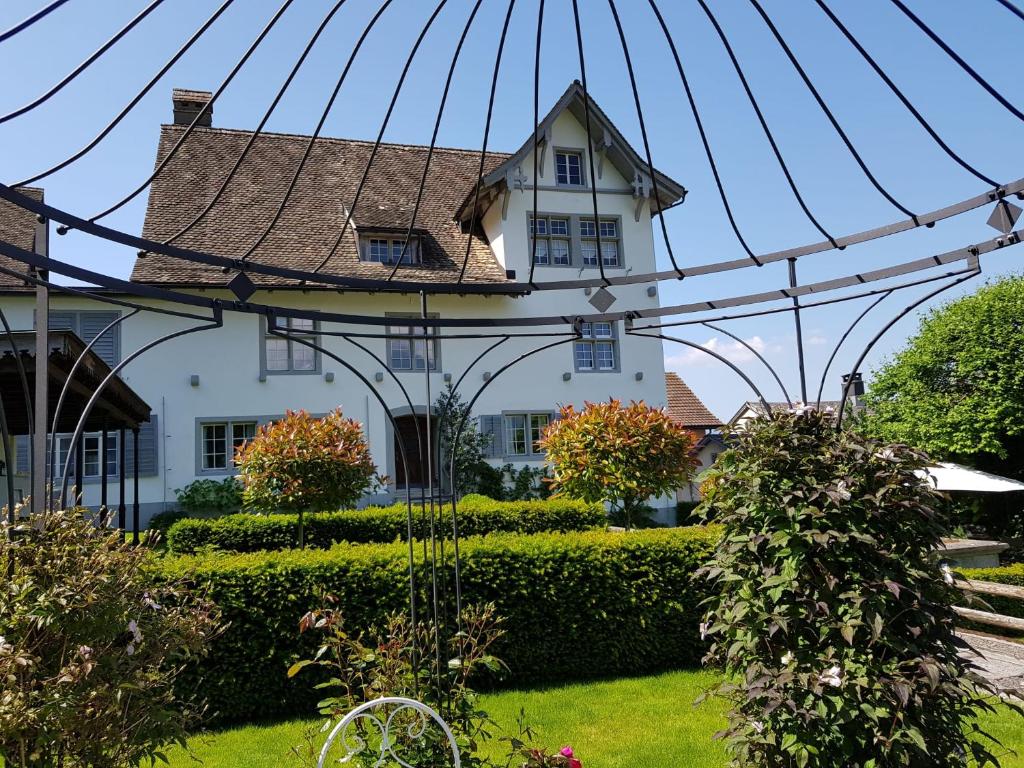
[165,670,1024,768]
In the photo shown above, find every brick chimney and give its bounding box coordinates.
[171,88,213,127]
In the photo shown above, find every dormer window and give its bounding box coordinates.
[360,235,421,265]
[554,150,584,186]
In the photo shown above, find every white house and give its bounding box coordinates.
[0,83,687,525]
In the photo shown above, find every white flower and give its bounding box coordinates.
[699,622,709,641]
[751,720,765,734]
[788,402,812,415]
[126,643,135,656]
[78,645,93,658]
[781,651,794,665]
[818,665,843,687]
[142,593,162,611]
[940,563,955,586]
[835,481,852,501]
[126,619,143,656]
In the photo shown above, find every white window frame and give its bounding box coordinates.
[554,149,585,187]
[54,432,119,479]
[580,218,621,268]
[387,315,440,372]
[502,412,551,457]
[361,236,421,265]
[262,317,319,375]
[199,419,257,472]
[528,215,571,266]
[574,321,618,373]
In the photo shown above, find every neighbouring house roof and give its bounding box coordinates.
[0,187,43,287]
[665,372,721,428]
[134,121,513,287]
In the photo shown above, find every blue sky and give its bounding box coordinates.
[2,0,1022,419]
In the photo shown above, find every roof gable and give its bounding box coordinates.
[0,187,43,287]
[665,372,721,428]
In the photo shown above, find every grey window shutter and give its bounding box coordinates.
[47,311,77,332]
[125,415,158,477]
[78,311,121,367]
[479,415,504,458]
[15,435,29,474]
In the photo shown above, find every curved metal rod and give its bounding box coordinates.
[606,0,684,277]
[235,0,395,263]
[647,0,762,266]
[4,173,1021,294]
[569,0,610,286]
[13,0,236,189]
[814,290,891,409]
[701,321,791,405]
[693,0,838,248]
[0,0,166,126]
[890,0,1024,124]
[0,307,34,500]
[162,0,347,245]
[0,311,26,527]
[276,329,423,697]
[457,0,519,284]
[312,0,451,275]
[836,270,981,425]
[0,0,71,44]
[84,0,298,225]
[628,329,774,416]
[526,0,546,288]
[60,313,223,506]
[815,0,998,189]
[48,309,140,510]
[385,0,487,282]
[746,0,915,220]
[995,0,1024,22]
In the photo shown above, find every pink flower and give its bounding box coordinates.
[561,746,582,768]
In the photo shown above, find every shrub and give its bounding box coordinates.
[698,409,1016,768]
[174,477,243,514]
[0,510,219,766]
[541,400,698,529]
[155,526,718,723]
[165,496,605,554]
[236,409,379,547]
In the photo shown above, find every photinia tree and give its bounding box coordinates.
[235,409,379,548]
[697,408,1019,767]
[539,399,698,529]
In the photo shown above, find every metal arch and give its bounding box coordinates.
[0,0,71,44]
[268,327,430,697]
[162,0,347,246]
[0,307,34,500]
[627,329,775,416]
[457,0,519,285]
[386,0,488,283]
[82,0,299,225]
[59,312,224,507]
[700,321,791,406]
[312,0,452,276]
[317,696,460,768]
[13,0,237,189]
[235,0,397,263]
[606,0,685,277]
[814,290,891,409]
[526,0,547,288]
[0,0,167,126]
[6,176,1020,296]
[836,269,982,425]
[48,308,140,510]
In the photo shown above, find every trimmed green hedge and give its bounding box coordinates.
[165,495,605,554]
[157,526,718,723]
[961,563,1024,620]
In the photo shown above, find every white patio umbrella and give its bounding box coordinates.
[916,462,1024,493]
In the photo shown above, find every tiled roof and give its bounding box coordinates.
[133,124,511,287]
[665,372,721,428]
[0,187,43,287]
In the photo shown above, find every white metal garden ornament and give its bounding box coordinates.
[317,696,461,768]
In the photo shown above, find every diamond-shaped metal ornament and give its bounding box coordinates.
[228,270,256,302]
[588,286,617,312]
[986,199,1022,234]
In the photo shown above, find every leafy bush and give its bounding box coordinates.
[0,510,219,766]
[236,409,380,547]
[155,526,718,723]
[174,477,243,514]
[165,496,605,554]
[541,400,698,529]
[698,409,1017,768]
[960,564,1024,621]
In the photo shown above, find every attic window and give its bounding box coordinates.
[361,236,420,265]
[555,150,584,186]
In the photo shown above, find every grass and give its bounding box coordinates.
[164,669,1024,768]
